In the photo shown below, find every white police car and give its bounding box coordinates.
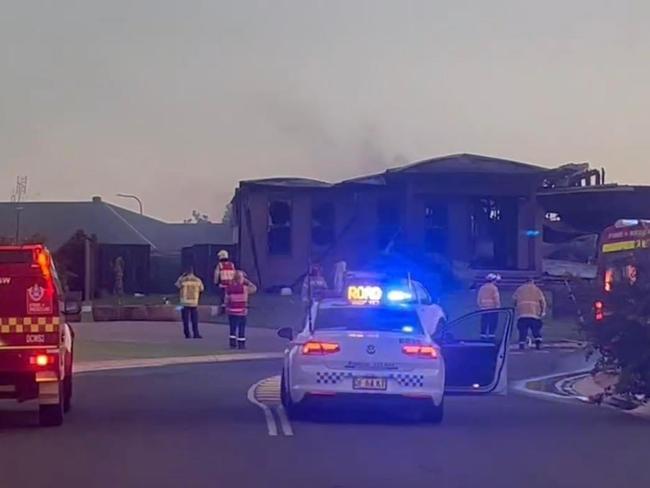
[277,283,513,423]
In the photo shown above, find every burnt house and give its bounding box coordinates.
[232,154,552,290]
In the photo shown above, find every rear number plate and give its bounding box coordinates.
[352,377,387,391]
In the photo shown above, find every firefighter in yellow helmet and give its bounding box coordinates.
[214,249,235,314]
[513,278,547,350]
[477,273,501,340]
[175,265,205,339]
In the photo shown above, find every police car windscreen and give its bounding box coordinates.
[315,307,423,334]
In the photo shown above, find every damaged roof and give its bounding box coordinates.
[387,153,549,175]
[240,153,553,190]
[240,177,332,188]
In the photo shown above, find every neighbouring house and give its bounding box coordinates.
[231,154,561,291]
[0,197,234,297]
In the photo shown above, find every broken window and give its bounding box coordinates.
[312,202,335,247]
[471,197,519,269]
[424,201,448,255]
[268,199,292,255]
[480,198,502,222]
[377,199,401,250]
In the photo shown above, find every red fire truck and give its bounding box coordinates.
[0,244,75,426]
[595,220,650,321]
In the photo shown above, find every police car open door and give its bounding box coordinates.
[436,308,514,395]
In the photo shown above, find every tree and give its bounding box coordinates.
[184,210,211,224]
[586,282,650,402]
[222,204,233,225]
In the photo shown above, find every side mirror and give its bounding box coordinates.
[64,301,81,315]
[277,327,294,340]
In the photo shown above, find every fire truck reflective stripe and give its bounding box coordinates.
[0,317,61,333]
[0,317,61,325]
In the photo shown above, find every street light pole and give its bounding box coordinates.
[15,206,24,244]
[116,193,143,215]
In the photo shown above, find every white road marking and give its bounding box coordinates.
[247,378,278,436]
[511,369,592,402]
[247,375,295,437]
[275,405,294,436]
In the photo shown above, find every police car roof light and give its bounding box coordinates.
[387,290,413,302]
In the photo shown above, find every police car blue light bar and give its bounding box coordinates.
[387,290,413,302]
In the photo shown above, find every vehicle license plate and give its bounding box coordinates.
[352,377,387,391]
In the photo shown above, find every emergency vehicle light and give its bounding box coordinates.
[302,341,340,355]
[30,354,55,367]
[594,301,605,322]
[387,290,413,302]
[402,344,439,359]
[347,285,383,305]
[33,247,52,282]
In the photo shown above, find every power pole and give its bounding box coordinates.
[10,176,28,202]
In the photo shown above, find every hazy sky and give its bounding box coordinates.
[2,0,649,221]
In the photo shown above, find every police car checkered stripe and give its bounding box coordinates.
[316,371,350,384]
[315,371,424,387]
[0,317,60,334]
[391,373,425,388]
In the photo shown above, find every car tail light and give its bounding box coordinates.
[594,301,605,322]
[301,341,340,355]
[402,344,439,359]
[30,353,56,367]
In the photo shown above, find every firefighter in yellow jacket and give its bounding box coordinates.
[513,278,547,350]
[175,266,205,339]
[477,273,501,340]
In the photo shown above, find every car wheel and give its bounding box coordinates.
[63,350,73,413]
[281,372,305,420]
[422,398,444,424]
[39,383,64,427]
[63,374,72,413]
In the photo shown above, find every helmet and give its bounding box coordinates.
[217,250,229,260]
[486,273,501,282]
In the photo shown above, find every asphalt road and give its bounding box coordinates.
[1,352,650,488]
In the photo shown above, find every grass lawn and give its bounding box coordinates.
[93,294,219,306]
[74,340,235,362]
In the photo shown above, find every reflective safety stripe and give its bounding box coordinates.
[219,262,236,287]
[237,337,246,342]
[226,284,249,315]
[229,335,237,339]
[0,316,60,333]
